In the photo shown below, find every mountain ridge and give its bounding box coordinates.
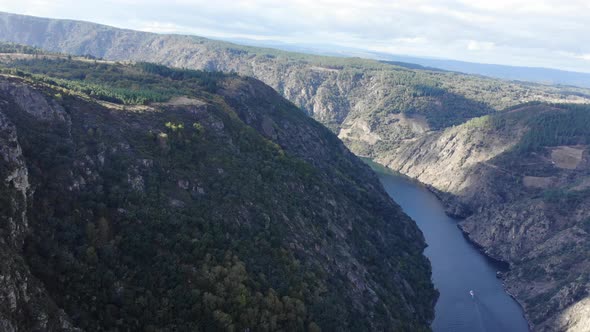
[216,36,590,88]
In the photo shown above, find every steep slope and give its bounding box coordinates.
[0,58,436,330]
[0,92,78,331]
[376,103,590,332]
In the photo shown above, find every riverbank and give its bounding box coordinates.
[366,159,530,331]
[457,225,534,330]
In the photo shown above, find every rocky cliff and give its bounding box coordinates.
[0,58,436,330]
[0,78,80,331]
[378,104,590,332]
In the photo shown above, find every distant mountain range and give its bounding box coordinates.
[380,55,590,88]
[221,37,590,88]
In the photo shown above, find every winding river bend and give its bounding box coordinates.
[377,171,530,332]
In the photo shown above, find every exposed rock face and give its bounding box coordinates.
[0,110,28,247]
[461,199,590,332]
[374,115,526,215]
[0,248,79,332]
[0,81,79,331]
[555,297,590,332]
[375,105,590,331]
[0,81,69,122]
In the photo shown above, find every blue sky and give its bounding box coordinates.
[2,0,590,72]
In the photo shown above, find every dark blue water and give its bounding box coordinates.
[378,172,530,332]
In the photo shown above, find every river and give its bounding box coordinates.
[377,171,530,332]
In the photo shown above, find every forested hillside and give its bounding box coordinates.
[0,55,436,331]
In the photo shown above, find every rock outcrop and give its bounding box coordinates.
[0,81,79,331]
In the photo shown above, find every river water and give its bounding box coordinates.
[377,171,530,332]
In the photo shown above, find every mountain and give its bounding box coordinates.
[1,12,590,331]
[373,103,590,331]
[0,54,436,330]
[0,11,590,134]
[214,39,590,89]
[379,56,590,89]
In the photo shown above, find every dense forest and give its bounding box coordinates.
[0,57,228,105]
[0,55,436,331]
[0,41,44,54]
[517,103,590,151]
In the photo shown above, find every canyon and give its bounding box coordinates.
[0,12,589,331]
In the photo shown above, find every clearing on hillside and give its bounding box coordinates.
[523,176,555,189]
[550,146,585,170]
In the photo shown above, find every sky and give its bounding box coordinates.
[1,0,590,73]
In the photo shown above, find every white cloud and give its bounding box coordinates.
[139,21,184,34]
[457,0,589,15]
[574,54,590,61]
[394,37,428,44]
[467,40,495,51]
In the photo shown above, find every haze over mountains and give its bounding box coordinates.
[222,37,590,89]
[381,56,590,88]
[0,10,589,332]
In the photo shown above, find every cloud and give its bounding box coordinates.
[0,0,589,72]
[574,54,590,61]
[139,21,183,34]
[394,37,429,45]
[467,40,495,51]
